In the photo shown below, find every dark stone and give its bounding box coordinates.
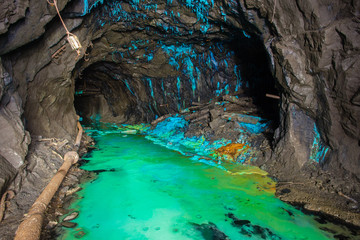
[63,211,79,222]
[334,234,350,240]
[226,213,251,227]
[320,227,337,234]
[61,221,78,228]
[280,188,291,195]
[74,230,87,238]
[314,217,328,224]
[192,222,229,240]
[92,168,116,174]
[280,207,294,217]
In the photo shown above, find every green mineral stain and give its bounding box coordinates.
[59,131,344,240]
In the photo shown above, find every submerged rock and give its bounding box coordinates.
[61,221,78,228]
[63,211,79,222]
[192,222,230,240]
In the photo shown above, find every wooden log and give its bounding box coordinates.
[151,114,171,126]
[14,151,79,240]
[222,95,252,106]
[191,113,210,123]
[185,109,210,121]
[220,113,259,124]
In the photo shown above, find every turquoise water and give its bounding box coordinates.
[59,132,352,240]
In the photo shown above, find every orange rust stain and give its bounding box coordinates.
[214,143,249,161]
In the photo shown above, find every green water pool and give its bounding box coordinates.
[59,132,354,240]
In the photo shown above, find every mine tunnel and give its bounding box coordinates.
[74,35,280,128]
[0,0,360,239]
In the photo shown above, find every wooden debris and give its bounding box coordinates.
[222,95,252,107]
[220,113,259,124]
[65,187,81,197]
[266,93,280,100]
[185,109,210,121]
[0,190,15,222]
[51,45,66,59]
[191,113,210,123]
[338,191,358,204]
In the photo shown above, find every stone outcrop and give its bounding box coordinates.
[242,0,360,182]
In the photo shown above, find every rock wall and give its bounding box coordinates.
[0,58,30,195]
[241,0,360,179]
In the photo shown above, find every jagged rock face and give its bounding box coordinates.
[243,0,360,179]
[0,59,30,194]
[0,0,359,195]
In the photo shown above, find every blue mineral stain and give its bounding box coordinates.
[82,0,89,16]
[237,121,268,134]
[146,116,188,149]
[183,57,195,95]
[87,0,104,14]
[200,23,212,34]
[124,80,135,96]
[161,80,167,101]
[235,115,269,134]
[234,65,242,91]
[209,51,218,70]
[148,102,154,114]
[147,53,154,62]
[95,1,247,101]
[169,57,180,70]
[225,84,230,95]
[145,116,232,165]
[177,77,181,110]
[242,30,251,38]
[90,113,102,123]
[147,78,155,99]
[220,6,227,22]
[310,124,329,163]
[75,90,83,96]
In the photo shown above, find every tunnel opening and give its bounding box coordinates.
[229,34,280,129]
[74,61,142,125]
[72,0,280,143]
[74,34,280,139]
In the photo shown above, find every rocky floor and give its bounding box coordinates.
[175,95,360,229]
[272,162,360,229]
[0,135,92,240]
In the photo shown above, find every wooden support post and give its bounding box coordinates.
[75,116,83,147]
